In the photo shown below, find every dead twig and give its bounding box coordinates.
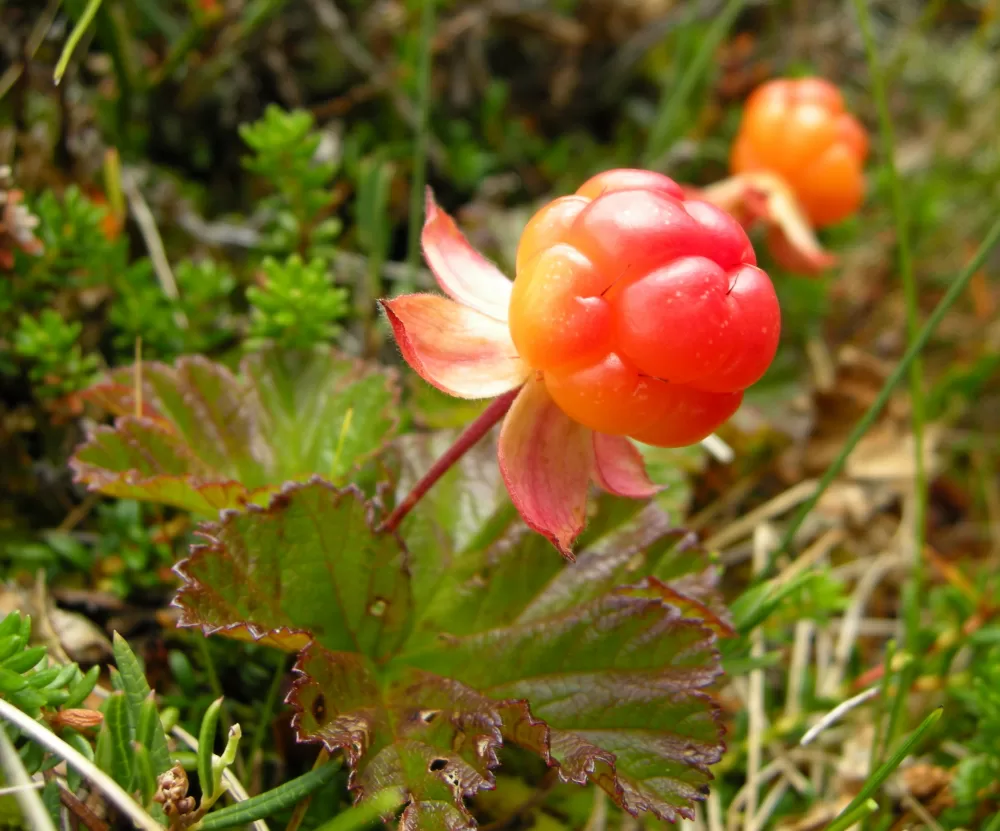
[822,551,903,697]
[121,170,188,329]
[800,686,880,747]
[706,479,819,553]
[46,773,110,831]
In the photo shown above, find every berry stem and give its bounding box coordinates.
[379,387,520,534]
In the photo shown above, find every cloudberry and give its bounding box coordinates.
[731,77,869,227]
[509,169,780,447]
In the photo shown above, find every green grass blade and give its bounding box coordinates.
[867,640,896,771]
[131,0,183,40]
[132,741,156,807]
[643,0,748,166]
[314,787,406,831]
[864,640,899,831]
[732,572,821,634]
[247,651,287,771]
[197,697,223,801]
[195,760,342,830]
[54,0,104,84]
[764,214,1000,577]
[830,799,879,831]
[137,692,173,776]
[852,0,927,683]
[826,707,942,831]
[111,637,147,725]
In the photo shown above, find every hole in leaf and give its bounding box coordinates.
[368,598,387,617]
[311,694,326,722]
[428,758,449,772]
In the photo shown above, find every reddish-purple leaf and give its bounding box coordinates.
[391,498,729,822]
[403,589,724,822]
[289,646,500,829]
[175,460,727,825]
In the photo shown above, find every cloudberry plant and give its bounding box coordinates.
[731,77,869,227]
[382,169,780,553]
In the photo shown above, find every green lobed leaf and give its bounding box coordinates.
[408,498,730,642]
[174,481,412,657]
[290,651,501,830]
[394,432,509,557]
[392,431,510,622]
[400,582,724,820]
[70,347,400,514]
[177,452,727,825]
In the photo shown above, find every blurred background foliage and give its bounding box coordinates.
[1,1,1000,829]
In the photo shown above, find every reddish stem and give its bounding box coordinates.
[379,387,520,534]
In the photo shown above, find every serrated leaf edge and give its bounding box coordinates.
[283,648,508,822]
[69,416,256,508]
[285,581,727,824]
[70,350,403,503]
[171,477,409,645]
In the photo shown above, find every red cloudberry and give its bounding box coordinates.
[510,168,779,447]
